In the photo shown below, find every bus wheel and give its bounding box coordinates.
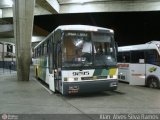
[146,77,160,89]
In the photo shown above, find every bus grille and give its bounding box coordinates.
[97,76,107,79]
[81,77,93,80]
[81,76,107,80]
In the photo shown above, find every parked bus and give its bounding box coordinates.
[118,41,160,88]
[0,41,16,70]
[33,25,118,95]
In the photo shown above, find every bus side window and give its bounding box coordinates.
[117,52,123,62]
[131,50,144,63]
[44,42,47,55]
[48,38,53,74]
[123,52,130,63]
[118,52,130,63]
[145,50,160,65]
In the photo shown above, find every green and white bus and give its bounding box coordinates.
[33,25,118,95]
[118,41,160,88]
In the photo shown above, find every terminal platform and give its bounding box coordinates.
[0,66,160,120]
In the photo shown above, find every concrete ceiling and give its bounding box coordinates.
[57,0,105,4]
[0,0,13,36]
[0,18,13,38]
[0,0,160,18]
[1,0,160,15]
[1,0,160,38]
[57,0,160,13]
[36,0,160,14]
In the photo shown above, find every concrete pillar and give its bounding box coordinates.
[13,0,35,81]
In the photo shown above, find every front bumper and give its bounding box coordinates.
[62,79,118,95]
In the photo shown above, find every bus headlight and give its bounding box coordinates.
[68,77,74,82]
[64,77,79,82]
[108,75,117,79]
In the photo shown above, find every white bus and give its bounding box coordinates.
[118,41,160,88]
[33,25,118,95]
[0,41,15,58]
[0,41,16,69]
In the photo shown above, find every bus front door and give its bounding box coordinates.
[48,38,55,92]
[54,42,62,93]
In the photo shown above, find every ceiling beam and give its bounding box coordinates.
[59,0,160,13]
[0,24,13,32]
[36,0,59,14]
[0,24,13,38]
[46,0,59,13]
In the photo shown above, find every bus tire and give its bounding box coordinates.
[146,77,160,89]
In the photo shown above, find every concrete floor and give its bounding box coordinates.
[0,66,160,120]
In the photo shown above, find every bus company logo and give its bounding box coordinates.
[149,67,157,73]
[73,71,89,76]
[2,114,8,120]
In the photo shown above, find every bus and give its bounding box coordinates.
[33,25,118,95]
[0,41,16,70]
[118,41,160,88]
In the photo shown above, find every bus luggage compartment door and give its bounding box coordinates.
[129,64,145,85]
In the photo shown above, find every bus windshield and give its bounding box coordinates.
[62,31,116,68]
[93,32,116,66]
[62,31,92,67]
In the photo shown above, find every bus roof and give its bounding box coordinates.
[34,25,114,49]
[118,41,160,52]
[55,25,114,32]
